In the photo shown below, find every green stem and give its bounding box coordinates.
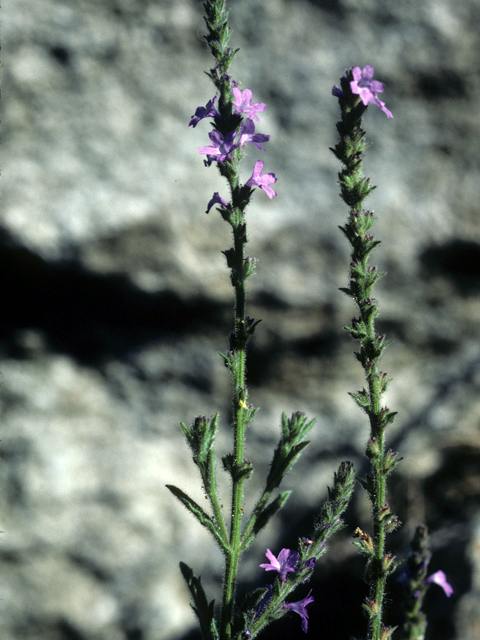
[332,71,399,640]
[220,221,249,640]
[366,324,387,639]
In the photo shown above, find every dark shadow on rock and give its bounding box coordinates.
[0,228,228,367]
[14,617,86,640]
[420,239,480,295]
[306,0,346,20]
[0,229,340,385]
[415,70,467,100]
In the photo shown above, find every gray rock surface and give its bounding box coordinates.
[2,0,480,638]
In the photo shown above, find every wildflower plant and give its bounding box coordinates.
[331,65,401,640]
[168,2,453,640]
[330,67,453,639]
[167,1,355,639]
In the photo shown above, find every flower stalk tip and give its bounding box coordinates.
[332,65,393,119]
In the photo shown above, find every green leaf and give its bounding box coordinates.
[241,491,291,551]
[349,389,371,411]
[180,562,219,640]
[166,485,227,549]
[266,440,310,491]
[265,412,315,491]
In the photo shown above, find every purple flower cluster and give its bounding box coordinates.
[259,548,314,633]
[188,87,277,205]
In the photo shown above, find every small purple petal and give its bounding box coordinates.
[198,129,239,165]
[237,119,270,151]
[233,87,266,122]
[332,85,345,99]
[188,96,220,128]
[246,160,277,199]
[426,570,454,597]
[259,548,298,581]
[206,192,229,214]
[283,590,314,633]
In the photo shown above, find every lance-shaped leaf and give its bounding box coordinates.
[265,412,314,491]
[240,491,291,552]
[180,562,219,640]
[166,485,227,549]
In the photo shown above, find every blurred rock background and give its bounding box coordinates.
[2,0,480,638]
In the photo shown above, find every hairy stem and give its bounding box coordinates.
[202,3,254,638]
[332,70,400,640]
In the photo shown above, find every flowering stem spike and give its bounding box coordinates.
[397,524,453,640]
[332,67,397,640]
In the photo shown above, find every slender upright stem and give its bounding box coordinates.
[200,4,258,638]
[332,70,400,640]
[220,213,250,640]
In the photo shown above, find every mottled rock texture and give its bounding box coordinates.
[2,0,480,639]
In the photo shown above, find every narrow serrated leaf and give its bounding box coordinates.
[250,491,291,542]
[166,485,226,548]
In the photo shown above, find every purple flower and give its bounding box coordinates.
[246,160,277,199]
[188,97,220,128]
[425,570,454,597]
[198,130,239,166]
[206,192,229,214]
[233,88,266,122]
[332,85,345,99]
[350,65,393,119]
[260,548,298,582]
[283,590,314,633]
[237,118,270,151]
